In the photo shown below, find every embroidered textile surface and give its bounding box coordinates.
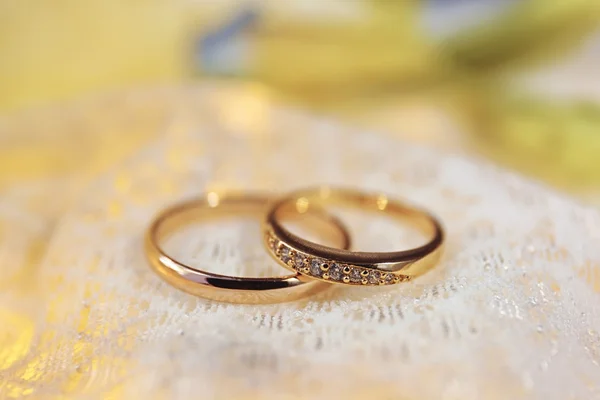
[1,85,600,400]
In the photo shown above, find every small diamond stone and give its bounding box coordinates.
[329,263,342,281]
[270,238,279,253]
[280,247,291,264]
[368,271,381,284]
[349,268,362,282]
[384,273,395,284]
[294,254,305,268]
[310,259,322,276]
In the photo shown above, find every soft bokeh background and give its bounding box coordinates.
[1,1,600,399]
[2,0,600,200]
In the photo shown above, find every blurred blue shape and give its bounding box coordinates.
[195,6,260,76]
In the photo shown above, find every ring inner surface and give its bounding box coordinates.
[269,189,443,264]
[154,195,349,279]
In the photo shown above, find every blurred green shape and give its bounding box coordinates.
[444,0,600,72]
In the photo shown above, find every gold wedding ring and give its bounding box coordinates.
[264,187,444,286]
[145,193,351,304]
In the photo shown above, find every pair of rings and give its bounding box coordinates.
[145,187,444,304]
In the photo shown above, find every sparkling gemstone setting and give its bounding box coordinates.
[328,263,342,281]
[368,271,381,284]
[294,254,305,269]
[266,231,410,286]
[280,247,291,264]
[310,259,322,276]
[349,268,362,282]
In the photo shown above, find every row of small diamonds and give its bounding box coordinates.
[266,232,410,285]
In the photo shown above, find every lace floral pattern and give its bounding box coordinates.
[1,85,599,399]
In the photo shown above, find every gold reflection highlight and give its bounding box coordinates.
[0,309,34,371]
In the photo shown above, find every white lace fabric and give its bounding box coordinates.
[1,85,600,400]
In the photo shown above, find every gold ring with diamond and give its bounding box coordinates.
[263,187,444,286]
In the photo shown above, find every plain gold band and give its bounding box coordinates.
[145,193,351,304]
[263,187,444,286]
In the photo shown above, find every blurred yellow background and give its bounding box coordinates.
[1,0,600,201]
[0,1,185,111]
